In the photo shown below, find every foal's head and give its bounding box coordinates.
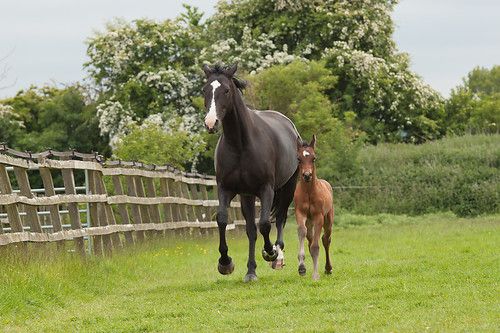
[201,63,246,133]
[296,135,317,183]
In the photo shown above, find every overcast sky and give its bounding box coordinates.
[0,0,499,98]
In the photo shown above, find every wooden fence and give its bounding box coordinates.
[0,145,247,256]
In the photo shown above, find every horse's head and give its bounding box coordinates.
[201,63,246,133]
[296,135,317,182]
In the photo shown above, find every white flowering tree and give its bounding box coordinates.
[208,0,445,142]
[86,6,206,163]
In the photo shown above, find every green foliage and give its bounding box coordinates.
[336,134,500,217]
[445,65,500,134]
[0,86,110,155]
[1,216,499,331]
[113,119,205,170]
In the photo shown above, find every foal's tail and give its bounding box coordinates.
[270,168,299,223]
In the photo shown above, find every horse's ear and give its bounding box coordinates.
[296,137,303,151]
[310,135,316,149]
[224,63,238,77]
[202,64,213,78]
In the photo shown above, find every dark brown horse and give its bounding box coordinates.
[202,64,300,282]
[294,135,334,280]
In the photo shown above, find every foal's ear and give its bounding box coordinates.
[202,64,213,78]
[310,134,316,149]
[296,137,303,151]
[224,63,238,77]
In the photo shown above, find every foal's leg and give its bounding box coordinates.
[241,195,258,282]
[259,185,277,261]
[216,188,236,275]
[322,208,334,274]
[310,214,324,281]
[296,211,307,276]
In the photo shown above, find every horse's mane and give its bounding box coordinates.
[210,64,248,92]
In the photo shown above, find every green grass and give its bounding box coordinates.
[1,213,499,332]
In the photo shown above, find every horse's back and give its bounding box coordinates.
[254,110,300,188]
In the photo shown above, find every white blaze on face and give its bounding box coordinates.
[205,80,221,129]
[302,150,310,157]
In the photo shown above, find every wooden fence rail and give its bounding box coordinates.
[0,145,248,255]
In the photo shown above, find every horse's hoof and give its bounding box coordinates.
[262,248,278,262]
[271,258,284,270]
[243,273,258,283]
[217,259,235,275]
[312,273,320,281]
[325,269,332,275]
[298,264,306,276]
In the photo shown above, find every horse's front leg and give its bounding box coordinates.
[241,195,257,282]
[217,188,236,275]
[259,185,278,261]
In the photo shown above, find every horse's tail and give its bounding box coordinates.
[270,167,299,223]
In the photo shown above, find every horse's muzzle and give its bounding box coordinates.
[302,172,312,182]
[206,120,219,134]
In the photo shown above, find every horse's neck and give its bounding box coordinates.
[221,88,252,150]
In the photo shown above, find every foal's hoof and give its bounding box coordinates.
[262,248,278,262]
[243,273,258,283]
[217,259,235,275]
[298,264,306,276]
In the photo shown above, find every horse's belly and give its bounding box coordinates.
[218,167,266,195]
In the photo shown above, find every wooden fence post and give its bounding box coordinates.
[111,175,134,245]
[94,171,120,253]
[134,176,154,238]
[60,158,86,257]
[144,177,162,237]
[159,178,174,223]
[13,167,43,234]
[86,168,103,256]
[0,165,24,234]
[38,164,64,250]
[125,175,144,242]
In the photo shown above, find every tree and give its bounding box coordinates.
[86,6,207,148]
[0,85,110,155]
[445,65,500,134]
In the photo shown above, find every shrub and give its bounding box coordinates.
[334,134,499,217]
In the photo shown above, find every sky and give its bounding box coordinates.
[0,0,499,98]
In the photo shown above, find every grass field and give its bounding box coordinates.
[1,213,499,332]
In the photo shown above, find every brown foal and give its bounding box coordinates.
[294,135,334,280]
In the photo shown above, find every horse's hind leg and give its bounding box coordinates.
[322,208,334,274]
[272,170,298,269]
[310,215,323,281]
[241,195,257,282]
[258,185,278,261]
[216,188,236,275]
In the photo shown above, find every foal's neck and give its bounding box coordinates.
[221,86,252,150]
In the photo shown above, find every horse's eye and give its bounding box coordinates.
[224,88,230,95]
[313,157,317,161]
